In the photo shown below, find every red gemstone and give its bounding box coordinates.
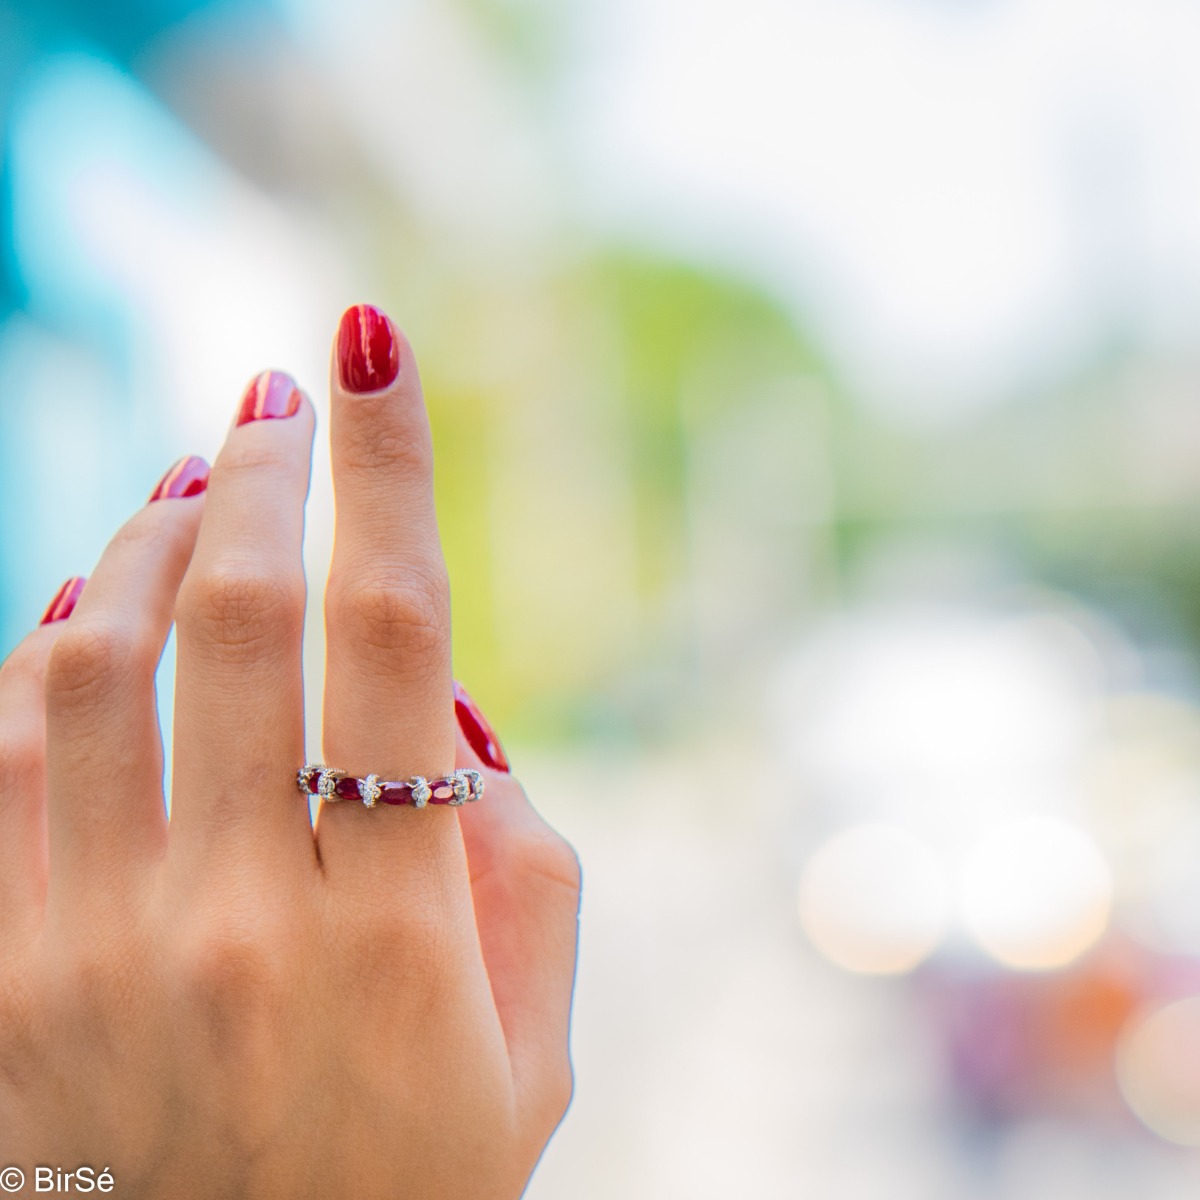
[334,776,361,800]
[379,783,410,806]
[431,784,455,804]
[306,771,320,794]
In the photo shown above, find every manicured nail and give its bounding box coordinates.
[236,370,302,426]
[337,304,400,394]
[454,681,511,773]
[148,455,210,502]
[41,576,86,625]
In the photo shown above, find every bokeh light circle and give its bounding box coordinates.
[961,816,1111,971]
[798,823,949,975]
[1117,997,1200,1146]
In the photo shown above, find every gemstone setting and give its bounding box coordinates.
[359,773,381,809]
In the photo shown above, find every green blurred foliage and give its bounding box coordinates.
[418,249,826,741]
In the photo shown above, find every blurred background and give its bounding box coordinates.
[7,0,1200,1194]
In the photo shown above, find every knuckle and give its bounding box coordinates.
[383,901,447,964]
[179,922,284,1010]
[342,893,450,992]
[333,570,449,662]
[214,441,293,480]
[338,417,431,476]
[362,891,445,959]
[515,827,582,898]
[49,937,143,1028]
[45,623,144,707]
[107,505,199,570]
[179,564,304,657]
[61,946,117,1004]
[107,507,178,557]
[171,904,298,1073]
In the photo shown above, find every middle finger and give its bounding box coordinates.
[169,372,317,877]
[317,305,463,896]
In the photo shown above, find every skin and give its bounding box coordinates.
[0,316,581,1198]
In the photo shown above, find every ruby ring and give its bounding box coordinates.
[297,764,484,808]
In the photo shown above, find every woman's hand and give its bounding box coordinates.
[0,306,580,1199]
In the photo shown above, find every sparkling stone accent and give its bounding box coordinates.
[299,764,325,794]
[359,773,381,808]
[317,768,346,801]
[450,772,471,806]
[460,769,484,802]
[408,776,432,808]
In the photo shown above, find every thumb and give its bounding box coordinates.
[453,682,582,1136]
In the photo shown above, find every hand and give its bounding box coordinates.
[0,306,580,1199]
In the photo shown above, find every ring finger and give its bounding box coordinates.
[168,373,316,880]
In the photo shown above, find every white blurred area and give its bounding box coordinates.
[785,605,1117,974]
[572,0,1200,420]
[3,53,347,749]
[799,822,950,975]
[9,0,1200,1196]
[961,816,1112,971]
[532,597,1200,1198]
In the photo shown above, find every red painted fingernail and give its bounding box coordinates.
[236,370,302,426]
[337,304,400,394]
[148,455,210,502]
[454,681,511,773]
[41,576,86,625]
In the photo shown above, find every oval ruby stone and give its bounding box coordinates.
[431,785,455,804]
[334,777,361,800]
[305,771,320,793]
[379,783,410,806]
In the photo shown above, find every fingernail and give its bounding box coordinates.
[454,681,511,773]
[236,370,302,426]
[41,576,86,625]
[337,304,400,394]
[148,455,210,502]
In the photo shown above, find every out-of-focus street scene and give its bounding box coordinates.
[5,1,1200,1194]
